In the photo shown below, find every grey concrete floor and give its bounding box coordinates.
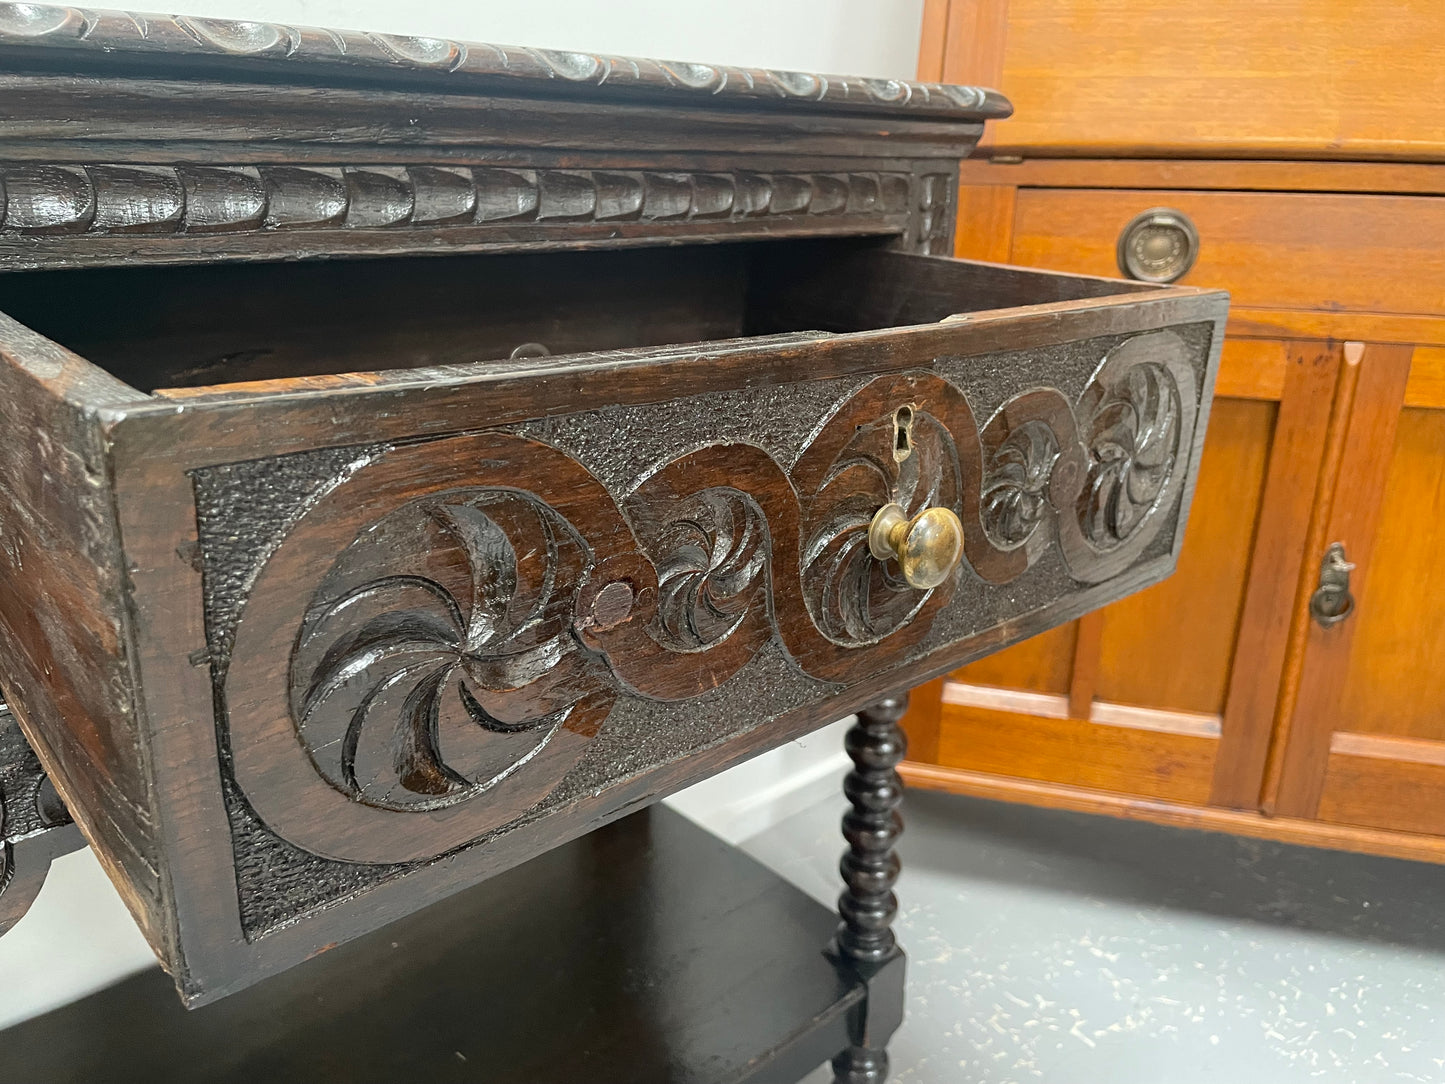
[743,789,1445,1084]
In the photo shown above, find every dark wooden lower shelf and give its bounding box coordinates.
[2,806,866,1084]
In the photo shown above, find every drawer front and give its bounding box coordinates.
[2,255,1225,1001]
[1010,189,1445,317]
[218,351,1198,868]
[968,0,1445,162]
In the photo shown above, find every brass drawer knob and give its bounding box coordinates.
[1117,208,1199,283]
[868,502,964,590]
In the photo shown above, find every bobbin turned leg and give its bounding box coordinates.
[829,694,908,1084]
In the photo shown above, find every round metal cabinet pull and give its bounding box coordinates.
[1117,208,1199,284]
[868,503,964,590]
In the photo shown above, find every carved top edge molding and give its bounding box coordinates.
[0,3,1013,122]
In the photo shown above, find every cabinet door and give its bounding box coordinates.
[906,339,1338,808]
[1270,344,1445,834]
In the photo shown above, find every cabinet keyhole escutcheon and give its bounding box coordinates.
[1309,542,1356,628]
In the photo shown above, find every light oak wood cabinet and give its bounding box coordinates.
[905,0,1445,863]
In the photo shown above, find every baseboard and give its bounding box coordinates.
[902,761,1445,866]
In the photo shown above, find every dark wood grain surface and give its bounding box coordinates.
[0,313,164,947]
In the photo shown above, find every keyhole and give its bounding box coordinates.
[893,405,915,463]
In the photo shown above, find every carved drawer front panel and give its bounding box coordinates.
[0,245,1225,1001]
[218,346,1199,867]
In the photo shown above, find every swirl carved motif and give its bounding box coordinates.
[650,489,770,654]
[982,419,1061,549]
[800,395,961,647]
[1061,331,1198,582]
[225,335,1198,864]
[1079,362,1181,547]
[290,493,612,812]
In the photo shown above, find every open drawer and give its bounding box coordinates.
[0,237,1225,1001]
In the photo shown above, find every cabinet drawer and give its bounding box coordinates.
[1010,189,1445,316]
[975,0,1445,162]
[0,239,1225,1001]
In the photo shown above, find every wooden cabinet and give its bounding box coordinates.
[905,0,1445,863]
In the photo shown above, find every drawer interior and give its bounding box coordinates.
[0,237,1154,393]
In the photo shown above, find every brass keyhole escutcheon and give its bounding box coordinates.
[868,502,965,591]
[1309,542,1356,628]
[892,404,915,463]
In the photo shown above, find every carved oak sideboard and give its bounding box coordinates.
[0,4,1225,1078]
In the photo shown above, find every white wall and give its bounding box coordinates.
[0,0,920,1030]
[149,0,925,78]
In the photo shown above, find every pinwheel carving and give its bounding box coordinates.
[651,488,770,653]
[981,419,1061,549]
[1077,361,1181,548]
[289,490,612,812]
